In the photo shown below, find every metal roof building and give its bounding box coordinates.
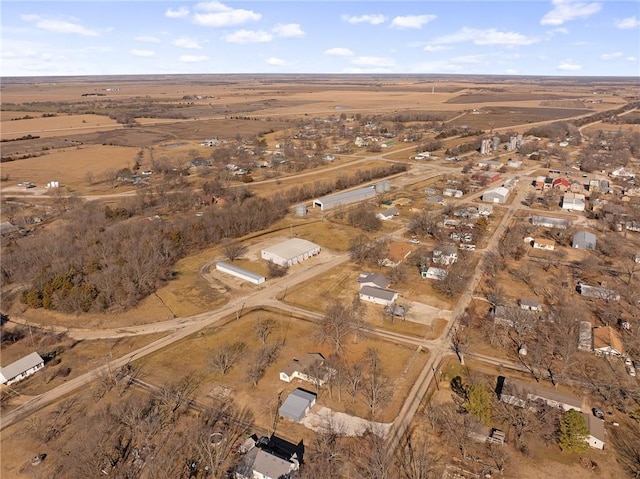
[531,216,570,229]
[0,352,44,385]
[572,231,597,250]
[279,388,317,423]
[216,262,265,285]
[312,186,376,211]
[261,238,320,267]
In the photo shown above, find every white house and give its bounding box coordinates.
[261,238,320,267]
[359,286,398,306]
[279,353,331,386]
[533,238,555,251]
[376,207,399,220]
[421,266,448,280]
[432,244,458,265]
[562,193,586,212]
[0,352,45,385]
[443,188,463,198]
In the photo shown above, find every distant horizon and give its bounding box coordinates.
[2,1,638,77]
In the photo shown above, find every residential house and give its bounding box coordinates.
[476,171,501,184]
[279,389,317,423]
[359,286,398,306]
[357,272,391,290]
[279,353,331,387]
[582,413,606,450]
[534,176,547,189]
[626,221,640,233]
[519,299,542,311]
[569,181,585,194]
[427,195,445,205]
[443,188,463,198]
[376,207,399,220]
[493,306,538,328]
[578,283,620,301]
[507,160,522,168]
[0,352,44,385]
[533,238,555,251]
[496,376,583,412]
[572,231,596,250]
[0,221,20,236]
[477,159,503,170]
[552,177,571,191]
[432,244,458,265]
[421,266,448,280]
[477,205,494,216]
[482,186,510,204]
[593,326,624,357]
[610,166,636,178]
[235,436,301,479]
[562,193,586,212]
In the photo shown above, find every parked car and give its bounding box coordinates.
[592,407,605,419]
[627,365,637,377]
[625,357,633,366]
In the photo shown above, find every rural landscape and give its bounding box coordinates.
[1,73,640,479]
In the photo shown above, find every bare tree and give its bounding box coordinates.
[223,240,248,261]
[267,260,289,278]
[395,432,442,479]
[254,317,276,345]
[316,301,355,355]
[351,428,394,479]
[246,343,280,386]
[211,341,247,375]
[362,348,392,417]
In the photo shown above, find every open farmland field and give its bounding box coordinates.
[446,106,593,130]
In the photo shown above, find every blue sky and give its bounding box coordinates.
[2,1,639,76]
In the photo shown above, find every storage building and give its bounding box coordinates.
[0,352,44,385]
[312,186,376,211]
[279,388,317,422]
[216,262,266,285]
[261,238,320,267]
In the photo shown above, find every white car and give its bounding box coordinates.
[627,365,636,377]
[625,357,633,366]
[409,239,420,244]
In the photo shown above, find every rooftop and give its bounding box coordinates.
[262,238,320,260]
[1,352,44,382]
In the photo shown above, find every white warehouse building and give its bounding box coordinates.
[216,262,265,285]
[261,238,321,267]
[313,186,376,211]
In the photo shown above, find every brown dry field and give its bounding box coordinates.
[1,113,122,140]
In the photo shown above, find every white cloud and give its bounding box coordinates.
[557,61,582,71]
[341,14,386,25]
[21,14,100,36]
[541,0,601,26]
[553,27,569,34]
[134,35,161,43]
[131,49,156,57]
[193,2,261,27]
[272,23,304,38]
[433,27,538,46]
[351,56,395,67]
[600,51,623,60]
[324,47,354,56]
[616,16,640,29]
[180,55,208,63]
[165,7,190,19]
[266,57,291,66]
[627,56,637,61]
[505,69,520,74]
[390,15,437,29]
[423,45,451,52]
[173,37,202,49]
[223,30,272,44]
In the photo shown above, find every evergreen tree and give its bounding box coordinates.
[558,410,588,452]
[465,383,492,426]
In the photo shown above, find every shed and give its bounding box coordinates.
[261,238,320,267]
[279,389,317,422]
[482,187,510,204]
[0,352,45,385]
[312,186,376,211]
[216,262,265,285]
[572,231,596,250]
[421,266,447,280]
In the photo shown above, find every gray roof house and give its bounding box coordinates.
[359,286,398,306]
[572,231,596,250]
[357,272,391,290]
[519,299,542,311]
[432,244,458,265]
[0,352,44,385]
[235,445,300,479]
[376,207,399,220]
[279,353,331,387]
[279,388,317,422]
[582,413,606,450]
[496,376,583,412]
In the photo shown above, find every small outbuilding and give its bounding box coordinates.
[0,352,45,385]
[216,262,266,285]
[261,238,320,267]
[572,231,596,250]
[279,389,317,423]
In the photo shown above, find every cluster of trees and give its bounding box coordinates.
[23,371,254,478]
[347,203,382,232]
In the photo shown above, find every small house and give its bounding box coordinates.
[533,238,555,251]
[421,266,448,280]
[376,207,399,220]
[519,299,542,312]
[279,353,331,387]
[357,272,391,290]
[562,193,586,212]
[359,286,398,306]
[582,413,606,450]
